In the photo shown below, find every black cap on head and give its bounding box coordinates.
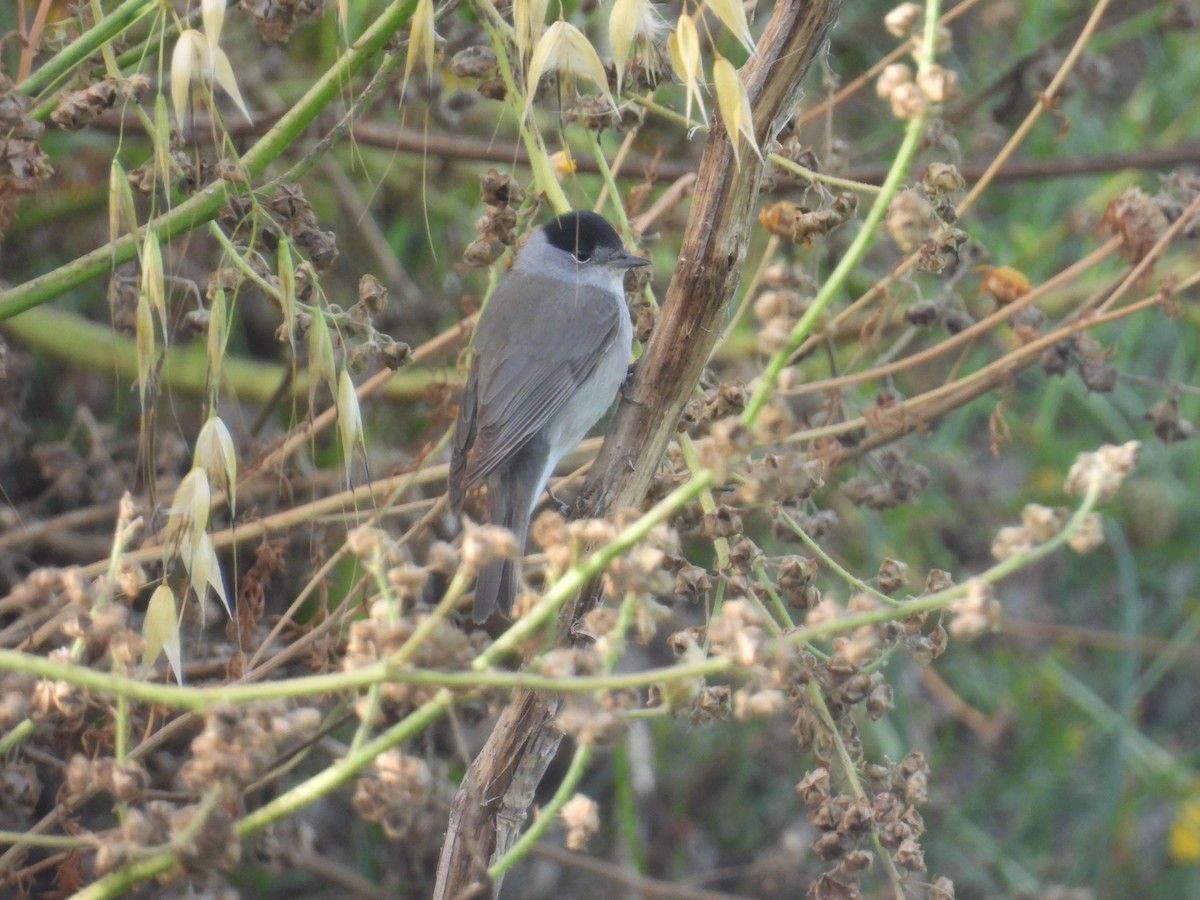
[542,210,626,262]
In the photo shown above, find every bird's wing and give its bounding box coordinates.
[448,360,479,514]
[461,275,623,488]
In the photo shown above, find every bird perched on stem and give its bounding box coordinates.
[449,210,650,621]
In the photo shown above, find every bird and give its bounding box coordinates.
[449,210,650,621]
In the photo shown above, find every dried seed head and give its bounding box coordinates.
[1011,305,1046,343]
[991,525,1033,561]
[884,3,923,37]
[449,45,499,81]
[688,684,731,725]
[700,506,743,540]
[930,875,957,899]
[478,168,524,209]
[905,301,942,328]
[460,523,520,573]
[889,81,927,120]
[864,679,895,719]
[733,687,786,719]
[728,536,762,570]
[753,288,808,322]
[924,162,966,195]
[462,237,505,267]
[531,508,571,557]
[806,598,844,627]
[673,564,711,602]
[1101,186,1169,264]
[917,65,960,103]
[579,607,620,641]
[876,62,912,99]
[1079,358,1118,393]
[1145,392,1196,443]
[631,299,657,342]
[945,307,974,336]
[707,599,765,665]
[51,78,128,131]
[560,793,600,850]
[948,579,999,640]
[917,225,968,272]
[893,837,926,871]
[537,648,586,678]
[1064,441,1140,500]
[2,762,41,815]
[567,517,618,545]
[877,557,908,593]
[1067,512,1105,553]
[812,829,848,859]
[756,315,792,355]
[556,693,630,745]
[1021,504,1068,541]
[886,189,934,252]
[243,0,327,42]
[922,569,953,594]
[911,23,953,56]
[977,265,1032,305]
[171,802,241,875]
[426,541,459,575]
[797,767,831,807]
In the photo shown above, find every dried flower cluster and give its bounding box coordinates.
[886,164,969,274]
[220,182,340,274]
[343,600,492,719]
[240,0,327,43]
[353,749,452,846]
[463,168,526,267]
[0,75,53,240]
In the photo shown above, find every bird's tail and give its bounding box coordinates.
[474,448,542,621]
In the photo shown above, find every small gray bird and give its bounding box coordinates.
[449,211,650,621]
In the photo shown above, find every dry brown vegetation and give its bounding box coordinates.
[1,1,1199,898]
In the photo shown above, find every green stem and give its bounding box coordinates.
[70,785,224,900]
[18,0,157,100]
[0,646,730,709]
[676,434,729,570]
[767,153,883,194]
[475,470,715,665]
[491,592,638,875]
[68,854,175,900]
[490,743,595,877]
[779,511,897,606]
[741,0,943,426]
[0,718,36,754]
[0,471,1104,711]
[0,830,92,849]
[0,0,419,321]
[772,472,1103,651]
[807,682,905,899]
[586,131,630,231]
[751,559,792,632]
[471,0,569,211]
[0,305,436,402]
[235,690,454,834]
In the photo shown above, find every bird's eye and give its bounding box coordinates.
[574,249,592,262]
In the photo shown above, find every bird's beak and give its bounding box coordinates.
[612,250,651,270]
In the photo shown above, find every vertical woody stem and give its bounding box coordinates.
[433,3,842,896]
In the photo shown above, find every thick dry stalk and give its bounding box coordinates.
[433,2,842,897]
[579,0,841,524]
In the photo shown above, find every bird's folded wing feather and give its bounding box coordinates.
[448,362,479,513]
[459,278,622,489]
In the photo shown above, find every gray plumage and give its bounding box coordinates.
[449,211,648,620]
